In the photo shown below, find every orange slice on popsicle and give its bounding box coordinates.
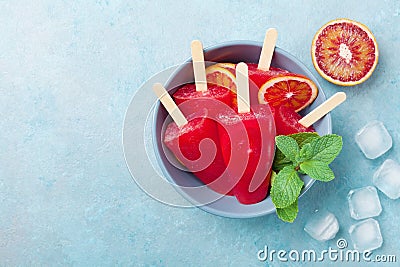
[258,75,318,112]
[206,63,237,91]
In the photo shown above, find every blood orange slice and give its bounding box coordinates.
[258,75,318,112]
[311,18,378,86]
[205,63,237,91]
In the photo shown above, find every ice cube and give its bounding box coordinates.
[355,121,392,159]
[373,159,400,199]
[349,218,383,251]
[304,210,339,241]
[348,186,382,220]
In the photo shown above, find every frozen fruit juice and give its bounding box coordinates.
[164,113,234,195]
[217,104,276,204]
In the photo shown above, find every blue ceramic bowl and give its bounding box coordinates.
[152,41,331,218]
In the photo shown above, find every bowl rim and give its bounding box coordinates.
[152,41,332,218]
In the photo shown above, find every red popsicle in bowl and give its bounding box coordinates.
[154,83,235,195]
[217,63,276,204]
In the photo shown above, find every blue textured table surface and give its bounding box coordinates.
[1,1,399,266]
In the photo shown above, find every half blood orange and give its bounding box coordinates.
[258,75,318,112]
[311,18,379,86]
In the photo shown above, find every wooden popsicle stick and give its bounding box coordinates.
[236,62,250,114]
[299,92,347,128]
[152,83,188,127]
[191,40,207,92]
[258,28,278,71]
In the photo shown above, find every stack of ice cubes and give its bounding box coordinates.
[304,120,395,251]
[347,186,383,251]
[348,120,397,251]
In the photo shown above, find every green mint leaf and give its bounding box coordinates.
[296,143,313,163]
[275,135,299,163]
[308,134,343,164]
[300,160,335,181]
[271,166,304,208]
[276,199,298,223]
[289,132,320,147]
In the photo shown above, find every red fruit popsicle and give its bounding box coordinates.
[217,63,276,204]
[271,92,347,135]
[217,104,276,204]
[164,112,234,195]
[154,83,235,195]
[164,40,237,195]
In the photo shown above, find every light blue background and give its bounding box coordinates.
[1,0,399,266]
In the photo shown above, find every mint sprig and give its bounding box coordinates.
[271,133,343,223]
[273,132,319,171]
